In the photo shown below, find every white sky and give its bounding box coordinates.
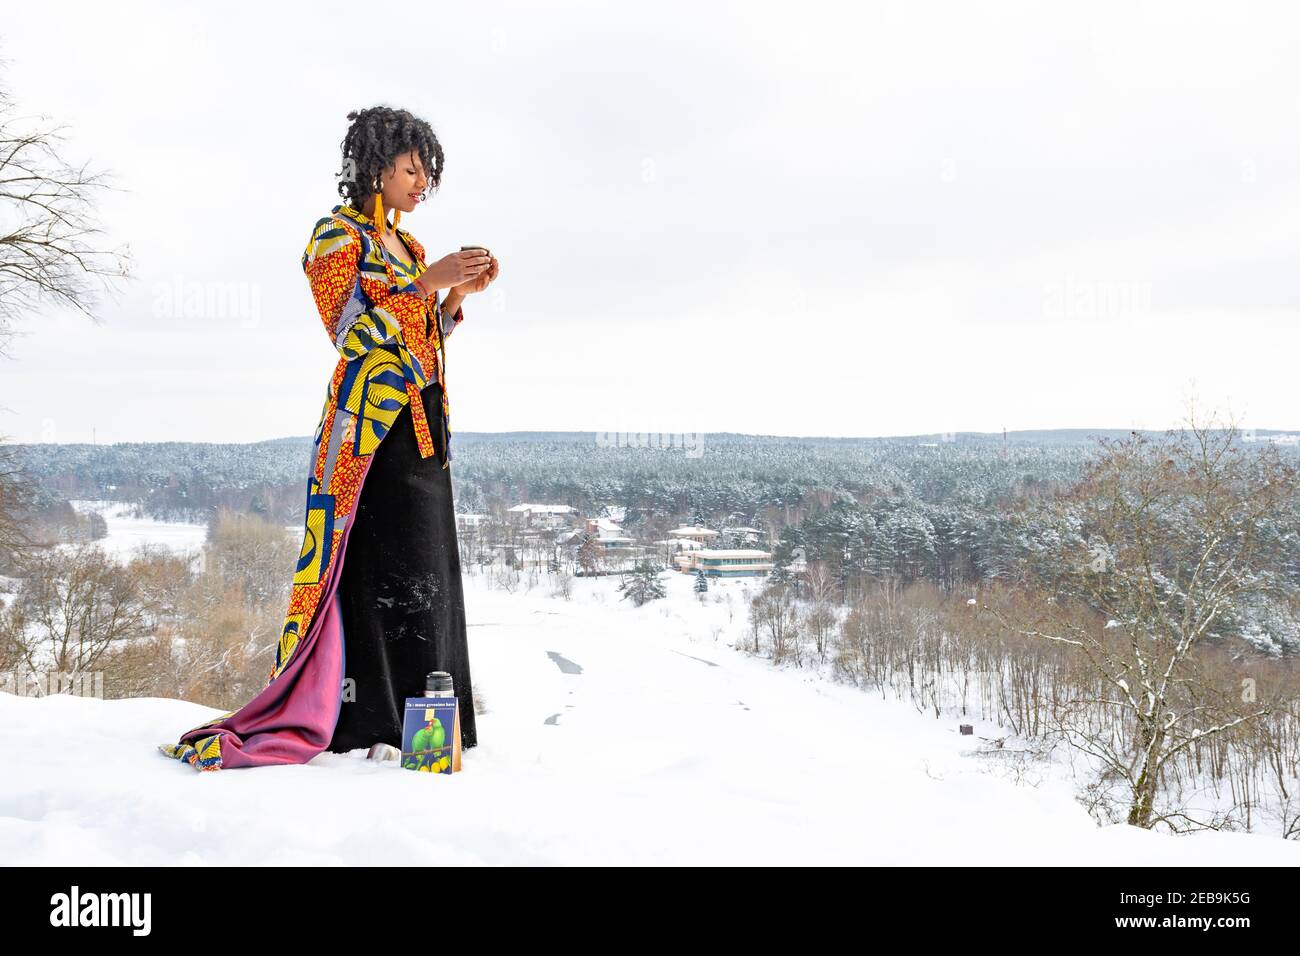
[0,0,1297,445]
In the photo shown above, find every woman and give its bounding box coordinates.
[158,106,498,771]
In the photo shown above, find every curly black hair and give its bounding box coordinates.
[336,106,444,209]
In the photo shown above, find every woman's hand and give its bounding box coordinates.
[453,253,499,295]
[415,249,492,297]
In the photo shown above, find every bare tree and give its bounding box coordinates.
[206,506,296,611]
[799,601,831,661]
[989,407,1298,828]
[749,582,801,664]
[804,560,838,605]
[0,76,131,354]
[549,564,574,600]
[577,535,605,577]
[3,542,156,686]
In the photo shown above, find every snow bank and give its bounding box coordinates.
[2,572,1296,865]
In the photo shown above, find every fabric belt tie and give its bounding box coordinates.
[406,375,437,460]
[400,297,444,465]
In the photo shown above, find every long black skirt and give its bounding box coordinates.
[327,379,478,753]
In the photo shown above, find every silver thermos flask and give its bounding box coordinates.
[425,670,462,748]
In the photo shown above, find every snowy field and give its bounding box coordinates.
[2,567,1298,865]
[66,499,210,565]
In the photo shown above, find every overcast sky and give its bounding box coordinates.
[0,0,1296,445]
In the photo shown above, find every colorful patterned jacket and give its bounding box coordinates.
[303,202,464,466]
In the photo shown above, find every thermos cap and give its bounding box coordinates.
[425,671,454,694]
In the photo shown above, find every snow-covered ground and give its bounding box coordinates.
[2,569,1297,865]
[67,499,209,565]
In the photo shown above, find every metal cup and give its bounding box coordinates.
[366,742,401,762]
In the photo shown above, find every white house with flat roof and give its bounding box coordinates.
[507,503,578,530]
[584,517,636,549]
[668,526,719,546]
[455,512,489,532]
[675,548,774,577]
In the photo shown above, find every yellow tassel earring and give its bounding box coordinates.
[373,189,385,235]
[392,208,401,230]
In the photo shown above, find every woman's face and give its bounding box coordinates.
[382,149,429,214]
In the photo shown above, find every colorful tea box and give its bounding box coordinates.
[400,696,463,773]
